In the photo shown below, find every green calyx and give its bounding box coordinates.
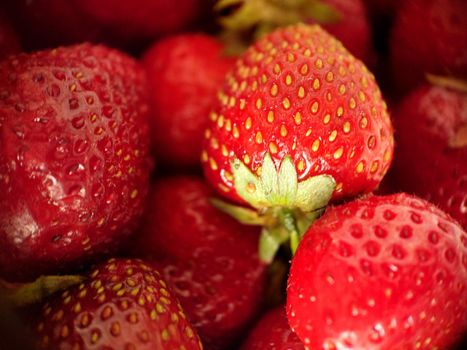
[213,153,336,263]
[0,275,85,307]
[216,0,341,54]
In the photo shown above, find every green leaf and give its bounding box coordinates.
[209,198,268,225]
[277,156,298,206]
[296,175,336,212]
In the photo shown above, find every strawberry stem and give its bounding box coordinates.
[426,74,467,94]
[279,209,300,254]
[0,275,85,307]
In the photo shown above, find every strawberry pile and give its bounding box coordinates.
[0,1,465,349]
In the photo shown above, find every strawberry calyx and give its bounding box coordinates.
[216,0,341,54]
[212,153,336,262]
[0,275,85,307]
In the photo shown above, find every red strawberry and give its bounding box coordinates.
[143,34,234,168]
[390,0,467,92]
[287,193,467,350]
[0,44,151,281]
[202,24,393,260]
[391,77,466,229]
[131,176,267,349]
[0,9,20,60]
[241,306,303,350]
[35,258,203,349]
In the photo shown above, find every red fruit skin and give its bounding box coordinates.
[391,83,466,229]
[202,24,393,206]
[0,44,151,281]
[287,193,467,350]
[131,176,267,350]
[241,306,304,350]
[36,258,203,350]
[390,0,467,92]
[78,0,203,39]
[0,10,20,60]
[143,34,234,168]
[319,0,374,65]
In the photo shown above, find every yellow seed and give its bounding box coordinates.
[255,98,263,109]
[349,97,356,109]
[221,145,228,157]
[245,117,252,130]
[209,158,218,171]
[130,189,138,199]
[311,101,319,114]
[201,151,208,162]
[267,111,275,123]
[274,64,281,74]
[300,64,309,75]
[280,125,288,137]
[225,119,232,132]
[329,130,337,142]
[356,161,365,173]
[339,84,346,95]
[304,48,312,57]
[61,325,69,338]
[282,97,291,110]
[371,161,379,173]
[337,106,344,117]
[233,126,240,138]
[339,66,346,76]
[243,154,251,164]
[333,147,344,159]
[239,99,246,110]
[305,129,312,137]
[343,121,351,134]
[285,74,293,85]
[91,331,100,344]
[293,112,302,125]
[261,74,267,83]
[297,160,305,172]
[269,142,278,154]
[313,78,320,90]
[360,116,368,128]
[358,91,366,102]
[217,115,224,128]
[323,114,331,124]
[270,83,278,96]
[312,139,320,152]
[255,132,263,144]
[251,80,258,91]
[384,149,391,162]
[326,72,334,82]
[315,58,323,69]
[336,183,343,191]
[298,86,305,98]
[287,53,295,62]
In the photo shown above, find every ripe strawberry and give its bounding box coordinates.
[391,78,466,228]
[202,24,393,260]
[131,176,267,349]
[0,44,151,281]
[390,0,467,92]
[287,193,467,350]
[35,258,203,349]
[143,34,234,168]
[0,9,20,60]
[241,306,303,350]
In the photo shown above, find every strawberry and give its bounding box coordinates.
[0,9,20,60]
[131,176,267,349]
[34,258,203,349]
[143,34,234,168]
[202,24,393,261]
[389,0,467,92]
[0,44,151,281]
[287,193,467,350]
[390,77,467,229]
[241,306,303,350]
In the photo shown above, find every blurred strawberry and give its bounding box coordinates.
[35,258,203,350]
[131,176,267,349]
[391,76,466,228]
[390,0,467,92]
[143,34,234,168]
[241,306,303,350]
[288,193,467,349]
[0,44,151,281]
[0,9,20,60]
[217,0,374,64]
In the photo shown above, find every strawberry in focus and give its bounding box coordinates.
[391,77,466,228]
[143,34,234,168]
[241,306,303,350]
[0,44,151,281]
[287,193,467,349]
[131,176,267,349]
[35,258,203,350]
[202,24,393,260]
[390,0,467,92]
